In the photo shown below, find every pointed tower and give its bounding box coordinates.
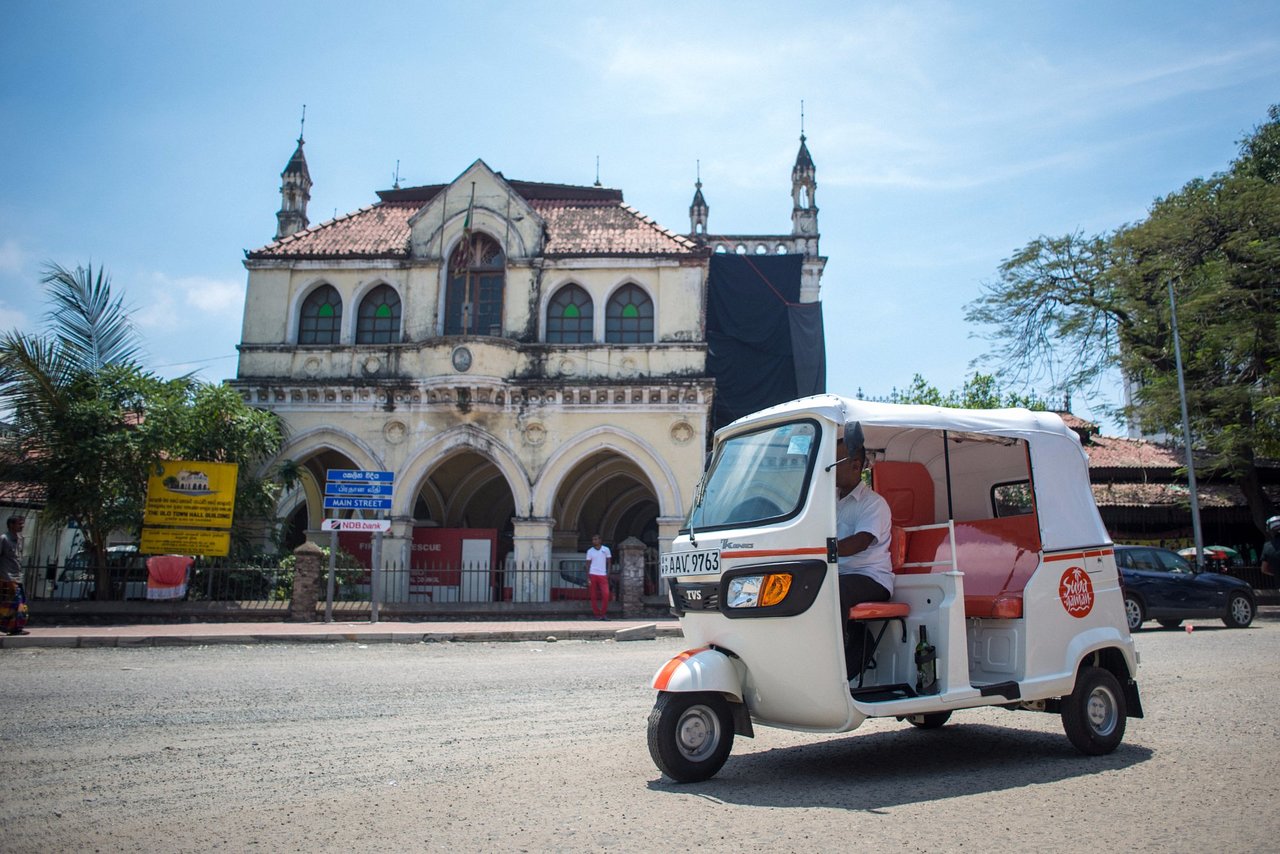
[689,161,709,241]
[790,132,818,245]
[275,113,312,240]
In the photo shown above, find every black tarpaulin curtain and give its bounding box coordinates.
[706,254,826,430]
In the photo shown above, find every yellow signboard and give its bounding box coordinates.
[143,460,239,529]
[140,527,231,557]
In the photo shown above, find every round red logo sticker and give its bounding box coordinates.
[1059,566,1094,618]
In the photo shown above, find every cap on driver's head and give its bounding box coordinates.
[1268,515,1280,533]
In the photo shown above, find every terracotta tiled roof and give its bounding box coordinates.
[0,480,46,508]
[248,186,699,260]
[534,200,699,257]
[1083,434,1183,471]
[1095,480,1278,507]
[248,202,417,259]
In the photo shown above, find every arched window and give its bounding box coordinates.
[546,284,594,344]
[355,284,402,344]
[445,232,505,336]
[298,284,342,345]
[605,284,654,344]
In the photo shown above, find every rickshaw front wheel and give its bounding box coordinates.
[648,691,734,783]
[1061,665,1126,755]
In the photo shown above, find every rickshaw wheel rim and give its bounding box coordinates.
[1085,685,1118,736]
[676,704,722,761]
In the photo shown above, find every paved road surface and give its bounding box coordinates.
[1,618,1277,852]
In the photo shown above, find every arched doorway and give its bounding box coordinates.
[554,450,660,595]
[408,449,516,602]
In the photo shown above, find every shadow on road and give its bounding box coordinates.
[647,721,1153,809]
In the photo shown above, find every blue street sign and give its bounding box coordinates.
[324,482,394,497]
[326,469,395,483]
[323,497,394,511]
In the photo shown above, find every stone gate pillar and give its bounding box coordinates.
[289,540,322,622]
[618,536,646,618]
[512,517,555,603]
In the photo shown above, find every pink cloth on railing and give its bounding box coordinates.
[147,555,193,600]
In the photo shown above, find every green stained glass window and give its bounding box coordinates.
[299,284,342,344]
[605,284,653,343]
[546,284,593,343]
[356,284,401,344]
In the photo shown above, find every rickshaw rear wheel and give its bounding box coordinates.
[1061,665,1126,755]
[648,691,734,783]
[905,711,952,729]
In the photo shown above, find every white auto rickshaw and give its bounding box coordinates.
[649,395,1142,783]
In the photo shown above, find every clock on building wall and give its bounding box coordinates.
[451,346,472,372]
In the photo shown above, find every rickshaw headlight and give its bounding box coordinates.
[726,572,793,608]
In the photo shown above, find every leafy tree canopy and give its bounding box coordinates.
[0,263,288,596]
[966,106,1280,531]
[882,372,1048,411]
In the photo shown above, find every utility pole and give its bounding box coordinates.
[1168,280,1205,567]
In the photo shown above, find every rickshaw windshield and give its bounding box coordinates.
[686,420,819,532]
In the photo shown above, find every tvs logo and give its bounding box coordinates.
[1059,566,1094,618]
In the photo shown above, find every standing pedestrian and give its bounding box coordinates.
[585,533,612,620]
[0,515,30,635]
[1261,516,1280,580]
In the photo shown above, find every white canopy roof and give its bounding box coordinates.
[726,394,1110,551]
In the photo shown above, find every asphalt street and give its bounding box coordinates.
[1,616,1277,852]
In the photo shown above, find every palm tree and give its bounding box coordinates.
[0,263,157,599]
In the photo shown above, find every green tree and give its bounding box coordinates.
[0,264,163,597]
[158,380,291,559]
[966,106,1280,532]
[888,372,1048,410]
[0,263,291,596]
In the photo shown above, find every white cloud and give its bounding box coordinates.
[0,301,30,333]
[134,272,244,329]
[0,239,25,276]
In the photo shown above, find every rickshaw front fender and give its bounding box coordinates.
[651,646,745,704]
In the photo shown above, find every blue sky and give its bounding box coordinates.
[1,1,1277,431]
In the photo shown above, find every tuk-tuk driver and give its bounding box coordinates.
[835,437,894,681]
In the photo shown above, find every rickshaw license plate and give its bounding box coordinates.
[661,549,721,577]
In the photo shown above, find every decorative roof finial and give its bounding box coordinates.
[392,159,401,190]
[594,155,602,187]
[696,158,701,189]
[800,99,805,141]
[299,104,306,143]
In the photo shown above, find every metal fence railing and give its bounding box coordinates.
[24,558,632,608]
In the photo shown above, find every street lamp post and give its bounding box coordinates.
[1168,279,1205,567]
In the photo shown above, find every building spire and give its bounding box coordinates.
[275,105,312,239]
[689,159,709,240]
[791,101,818,242]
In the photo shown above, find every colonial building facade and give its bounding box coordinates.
[230,132,825,597]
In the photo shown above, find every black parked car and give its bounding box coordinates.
[1115,545,1255,631]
